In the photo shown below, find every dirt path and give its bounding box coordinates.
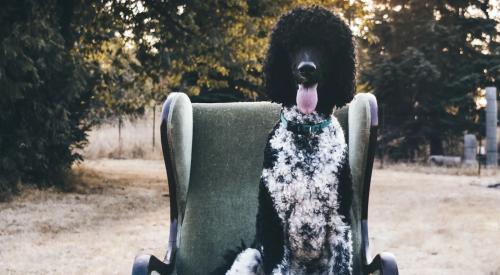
[0,159,499,274]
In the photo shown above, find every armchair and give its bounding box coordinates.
[132,93,398,275]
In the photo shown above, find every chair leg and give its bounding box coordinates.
[365,252,399,275]
[132,254,174,275]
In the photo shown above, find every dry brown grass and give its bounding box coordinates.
[83,108,163,160]
[0,159,169,275]
[369,168,500,275]
[375,160,498,177]
[0,159,499,274]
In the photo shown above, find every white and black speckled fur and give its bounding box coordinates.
[225,106,353,275]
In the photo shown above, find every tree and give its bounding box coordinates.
[0,0,372,198]
[86,39,151,122]
[103,1,282,102]
[0,0,94,198]
[106,0,367,103]
[361,0,500,160]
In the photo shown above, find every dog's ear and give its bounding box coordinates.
[263,40,296,107]
[329,33,356,109]
[313,17,355,113]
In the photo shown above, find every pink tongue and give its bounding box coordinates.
[296,84,318,114]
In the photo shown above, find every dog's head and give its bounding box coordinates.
[264,6,356,116]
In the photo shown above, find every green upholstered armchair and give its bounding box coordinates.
[132,92,398,275]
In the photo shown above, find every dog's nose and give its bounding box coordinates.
[297,62,317,83]
[298,62,317,75]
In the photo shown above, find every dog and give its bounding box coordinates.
[221,6,356,275]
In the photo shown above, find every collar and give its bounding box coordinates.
[280,112,331,135]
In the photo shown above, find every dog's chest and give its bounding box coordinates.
[262,117,348,264]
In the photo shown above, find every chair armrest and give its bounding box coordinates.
[365,252,399,275]
[132,254,174,275]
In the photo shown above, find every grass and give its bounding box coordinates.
[83,107,163,160]
[0,159,169,275]
[0,159,499,274]
[376,160,497,177]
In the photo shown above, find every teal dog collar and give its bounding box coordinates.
[280,112,331,135]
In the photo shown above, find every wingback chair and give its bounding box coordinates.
[132,92,398,275]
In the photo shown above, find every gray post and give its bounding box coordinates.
[464,134,478,166]
[485,87,497,168]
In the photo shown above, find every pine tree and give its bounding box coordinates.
[0,0,93,197]
[361,0,500,160]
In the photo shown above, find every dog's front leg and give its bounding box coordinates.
[255,179,286,274]
[225,247,264,275]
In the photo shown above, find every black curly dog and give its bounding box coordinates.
[214,6,356,275]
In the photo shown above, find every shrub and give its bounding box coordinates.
[0,1,91,199]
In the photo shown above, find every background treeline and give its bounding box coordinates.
[0,0,498,197]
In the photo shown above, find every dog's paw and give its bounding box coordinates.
[226,248,263,275]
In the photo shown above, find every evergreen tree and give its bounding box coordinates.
[361,0,499,160]
[0,0,94,198]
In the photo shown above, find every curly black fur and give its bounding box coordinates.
[264,6,356,115]
[216,7,355,275]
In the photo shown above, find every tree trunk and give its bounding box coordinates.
[118,116,123,159]
[430,135,444,155]
[152,106,156,152]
